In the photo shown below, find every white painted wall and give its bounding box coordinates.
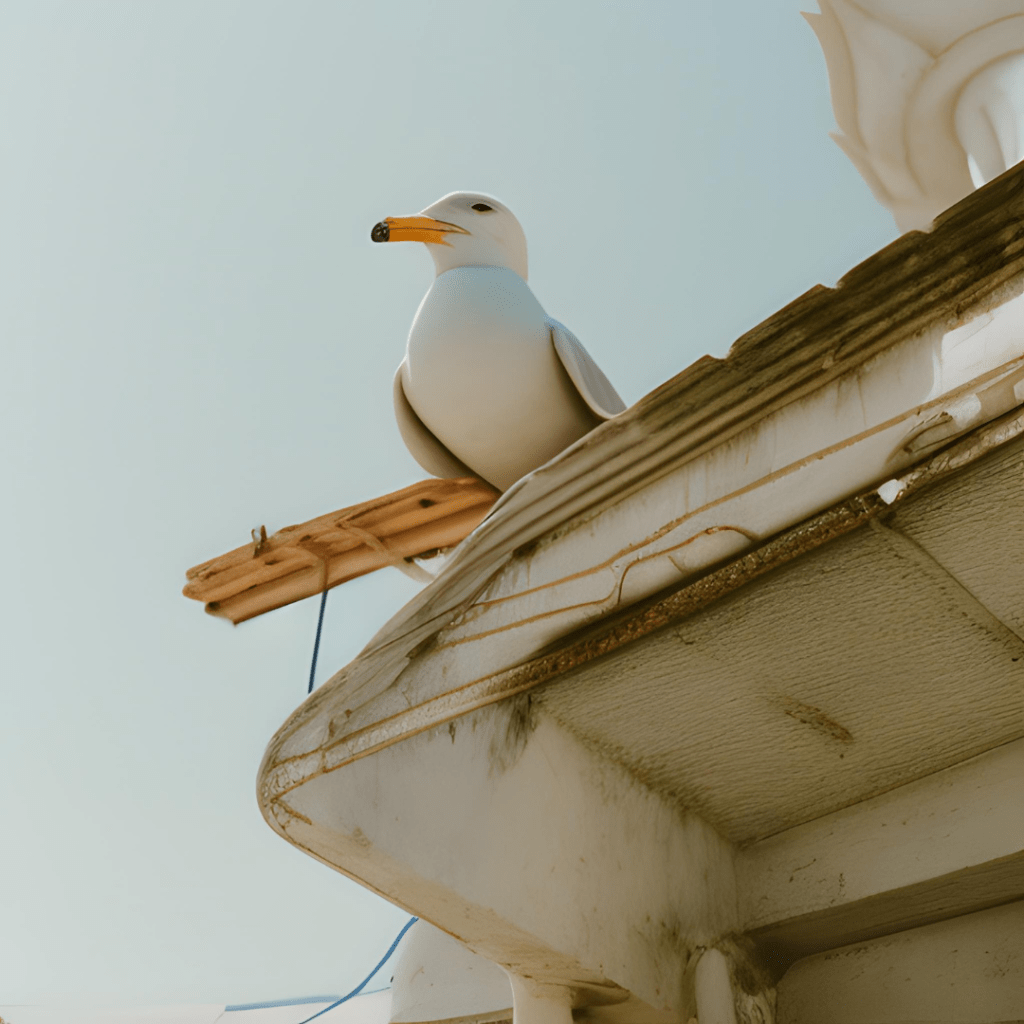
[777,900,1024,1022]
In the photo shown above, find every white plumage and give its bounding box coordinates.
[373,192,625,492]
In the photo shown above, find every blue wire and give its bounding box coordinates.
[308,587,329,695]
[296,917,419,1024]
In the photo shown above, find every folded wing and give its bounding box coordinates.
[547,317,627,420]
[393,364,476,479]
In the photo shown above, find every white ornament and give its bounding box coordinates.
[806,0,1024,231]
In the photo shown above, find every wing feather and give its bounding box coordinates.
[547,318,626,420]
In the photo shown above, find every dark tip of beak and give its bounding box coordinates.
[371,221,390,243]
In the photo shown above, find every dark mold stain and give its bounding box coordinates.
[488,693,537,774]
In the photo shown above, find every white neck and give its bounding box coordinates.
[427,233,528,281]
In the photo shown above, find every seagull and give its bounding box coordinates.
[371,192,625,492]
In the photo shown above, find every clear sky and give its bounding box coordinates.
[0,0,896,1006]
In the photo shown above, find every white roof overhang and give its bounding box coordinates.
[256,163,1024,1019]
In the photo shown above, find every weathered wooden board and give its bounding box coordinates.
[183,477,498,624]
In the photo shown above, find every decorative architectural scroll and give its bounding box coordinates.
[807,0,1024,230]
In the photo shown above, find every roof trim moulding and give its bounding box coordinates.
[262,406,1024,795]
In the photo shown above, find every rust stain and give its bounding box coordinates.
[437,588,621,650]
[274,797,313,826]
[438,526,758,651]
[613,525,757,605]
[781,698,853,744]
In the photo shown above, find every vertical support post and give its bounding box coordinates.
[507,975,574,1024]
[694,949,738,1024]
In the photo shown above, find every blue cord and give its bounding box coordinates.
[296,916,419,1023]
[308,587,329,694]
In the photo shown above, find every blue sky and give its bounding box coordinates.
[0,0,895,1005]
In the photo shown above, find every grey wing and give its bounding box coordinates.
[393,363,476,479]
[547,317,627,420]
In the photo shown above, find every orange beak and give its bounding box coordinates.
[371,216,469,247]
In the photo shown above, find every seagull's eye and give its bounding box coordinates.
[471,203,493,212]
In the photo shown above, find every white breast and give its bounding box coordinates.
[402,266,596,490]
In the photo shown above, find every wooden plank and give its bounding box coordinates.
[183,477,498,624]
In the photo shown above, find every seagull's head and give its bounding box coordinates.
[371,192,528,281]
